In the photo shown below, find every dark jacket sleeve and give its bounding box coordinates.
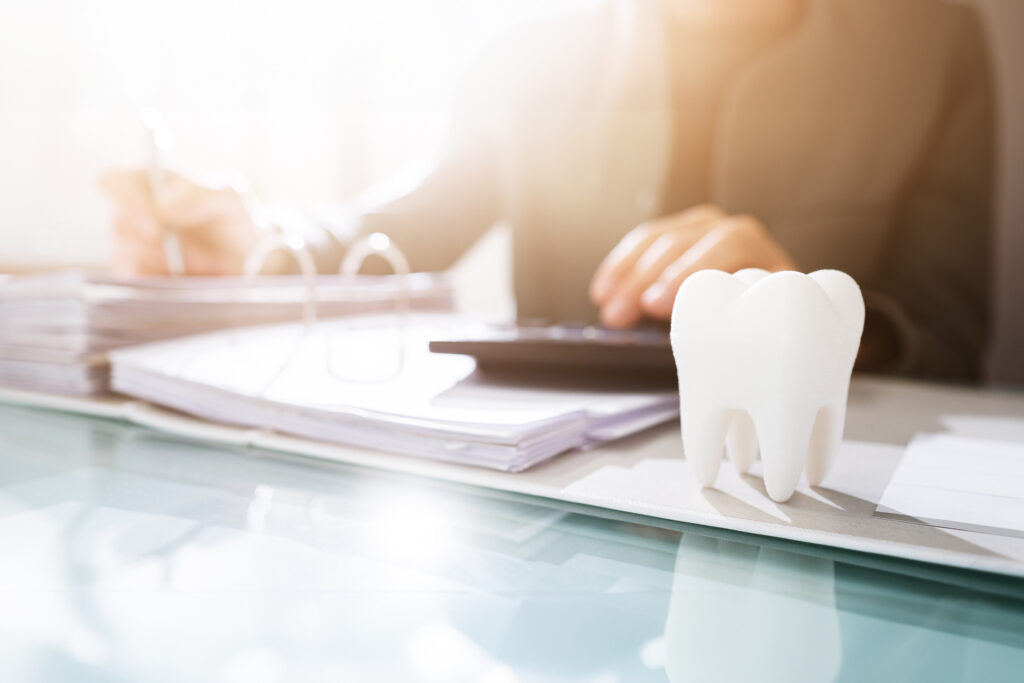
[862,11,994,381]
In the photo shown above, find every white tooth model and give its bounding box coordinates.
[670,269,865,503]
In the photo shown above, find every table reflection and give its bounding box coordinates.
[0,404,1022,682]
[664,534,840,682]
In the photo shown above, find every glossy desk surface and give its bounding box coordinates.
[1,403,1023,682]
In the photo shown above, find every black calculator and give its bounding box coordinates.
[428,323,676,380]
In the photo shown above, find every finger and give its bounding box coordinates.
[599,232,693,328]
[99,169,157,215]
[104,168,233,234]
[598,209,727,326]
[172,189,245,236]
[111,239,138,276]
[113,238,171,276]
[185,245,244,276]
[112,212,161,241]
[119,235,235,276]
[590,222,671,306]
[589,204,725,305]
[156,184,203,229]
[640,217,767,318]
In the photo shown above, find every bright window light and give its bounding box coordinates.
[0,0,594,268]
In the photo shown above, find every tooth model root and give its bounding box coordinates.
[670,269,865,504]
[804,402,845,487]
[681,406,733,487]
[751,403,819,503]
[725,411,758,474]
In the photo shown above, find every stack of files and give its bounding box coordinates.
[0,270,454,396]
[110,314,680,471]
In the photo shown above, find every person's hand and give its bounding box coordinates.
[100,169,262,276]
[590,204,797,328]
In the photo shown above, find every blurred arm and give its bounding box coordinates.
[298,42,513,275]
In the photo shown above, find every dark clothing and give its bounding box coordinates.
[312,0,993,381]
[661,18,797,216]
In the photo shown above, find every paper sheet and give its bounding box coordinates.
[875,434,1024,538]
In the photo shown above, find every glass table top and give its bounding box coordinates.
[1,403,1022,682]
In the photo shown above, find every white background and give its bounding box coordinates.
[0,0,584,269]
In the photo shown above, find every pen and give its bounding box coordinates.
[140,108,185,276]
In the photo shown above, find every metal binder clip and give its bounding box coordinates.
[244,229,319,333]
[228,227,320,396]
[327,232,411,383]
[234,229,412,395]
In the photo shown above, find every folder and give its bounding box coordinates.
[109,313,680,471]
[0,270,454,395]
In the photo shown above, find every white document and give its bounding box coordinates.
[875,433,1024,537]
[110,314,679,471]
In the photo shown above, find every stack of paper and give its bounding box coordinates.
[0,271,453,395]
[875,433,1024,538]
[110,314,679,471]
